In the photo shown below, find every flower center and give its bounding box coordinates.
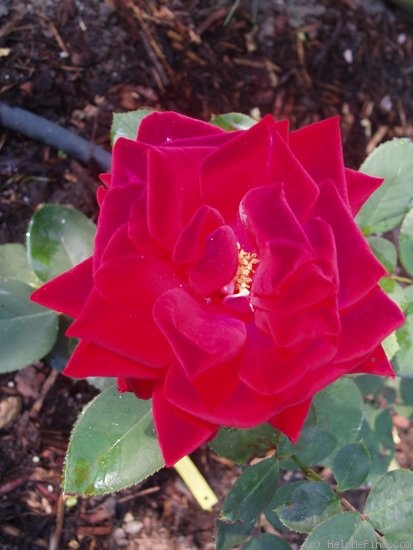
[233,246,259,294]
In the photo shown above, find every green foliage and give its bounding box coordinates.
[332,443,371,491]
[302,512,377,548]
[215,519,255,550]
[27,204,95,282]
[63,386,164,495]
[242,534,291,549]
[111,109,153,144]
[210,112,257,131]
[0,243,40,286]
[366,236,397,273]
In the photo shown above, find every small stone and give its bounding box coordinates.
[123,511,134,523]
[124,521,143,535]
[0,396,21,429]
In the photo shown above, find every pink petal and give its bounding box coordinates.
[290,116,349,205]
[128,190,165,256]
[110,138,149,187]
[96,185,108,205]
[64,341,165,379]
[147,146,215,251]
[67,290,173,367]
[201,116,319,222]
[315,180,386,308]
[94,185,141,270]
[173,205,224,264]
[345,168,383,215]
[338,286,405,363]
[349,345,395,377]
[189,225,238,295]
[137,111,225,145]
[31,257,93,318]
[268,399,312,442]
[153,288,247,380]
[152,388,218,466]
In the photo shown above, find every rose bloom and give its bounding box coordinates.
[32,112,404,466]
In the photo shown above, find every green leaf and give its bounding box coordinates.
[332,443,371,491]
[242,533,291,549]
[210,112,257,131]
[354,374,385,397]
[361,407,394,484]
[400,208,413,276]
[45,315,76,372]
[379,277,407,310]
[301,512,377,549]
[27,205,95,282]
[221,457,278,524]
[210,424,279,464]
[264,481,307,531]
[383,532,413,547]
[382,331,400,361]
[394,313,413,377]
[367,236,398,273]
[0,244,40,286]
[356,138,413,235]
[215,519,255,550]
[364,469,413,534]
[314,378,364,447]
[0,279,58,373]
[111,109,153,144]
[63,385,164,495]
[277,481,340,533]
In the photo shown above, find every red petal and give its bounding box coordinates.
[94,185,141,269]
[268,399,312,442]
[67,290,173,367]
[338,286,405,363]
[64,341,165,379]
[152,388,218,466]
[290,116,349,205]
[147,146,214,251]
[153,288,247,380]
[315,180,386,308]
[189,225,238,295]
[110,138,148,187]
[137,111,225,146]
[345,168,383,215]
[173,205,224,264]
[128,190,165,256]
[119,378,157,400]
[201,116,318,222]
[349,345,395,377]
[31,257,93,318]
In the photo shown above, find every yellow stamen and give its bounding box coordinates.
[234,246,259,293]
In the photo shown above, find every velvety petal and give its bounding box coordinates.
[304,218,338,283]
[239,324,338,396]
[173,205,225,264]
[110,138,149,187]
[147,146,215,251]
[337,286,405,363]
[137,111,225,146]
[153,288,247,380]
[268,399,312,442]
[189,225,238,295]
[96,184,108,205]
[64,341,165,380]
[96,227,181,320]
[94,185,141,270]
[152,387,218,467]
[349,345,395,377]
[290,116,348,205]
[345,168,383,215]
[128,190,165,256]
[201,116,319,222]
[315,180,386,308]
[31,257,93,318]
[67,290,173,367]
[119,378,157,400]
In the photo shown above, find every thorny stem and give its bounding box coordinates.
[390,274,413,284]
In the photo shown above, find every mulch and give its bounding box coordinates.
[0,0,412,548]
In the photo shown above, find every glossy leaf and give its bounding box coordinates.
[361,407,394,484]
[0,243,40,286]
[210,112,257,131]
[243,533,291,550]
[215,518,255,550]
[277,481,340,533]
[27,204,95,282]
[221,457,278,524]
[332,443,371,491]
[383,532,413,547]
[63,385,164,495]
[367,236,398,273]
[301,512,377,548]
[0,279,58,373]
[210,424,279,464]
[400,208,413,276]
[356,138,413,234]
[264,481,307,532]
[364,469,413,533]
[46,315,76,372]
[111,109,153,144]
[394,313,413,377]
[380,277,407,311]
[313,378,364,447]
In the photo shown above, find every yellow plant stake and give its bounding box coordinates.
[174,456,218,511]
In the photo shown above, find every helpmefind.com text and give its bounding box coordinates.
[302,541,412,549]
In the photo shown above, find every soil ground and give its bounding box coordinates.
[0,0,413,548]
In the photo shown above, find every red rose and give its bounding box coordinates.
[32,112,404,466]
